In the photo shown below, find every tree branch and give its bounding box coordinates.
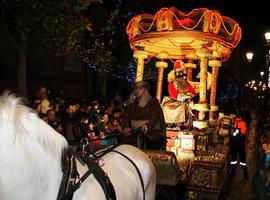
[0,31,21,52]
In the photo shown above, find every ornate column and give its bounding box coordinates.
[198,49,209,120]
[155,52,168,103]
[193,49,210,129]
[156,61,168,102]
[185,59,196,81]
[133,50,148,82]
[209,59,221,121]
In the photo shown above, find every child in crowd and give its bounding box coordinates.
[262,143,270,187]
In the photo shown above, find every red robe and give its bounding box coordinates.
[168,81,196,101]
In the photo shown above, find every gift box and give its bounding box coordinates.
[167,138,175,147]
[178,132,195,151]
[166,130,179,138]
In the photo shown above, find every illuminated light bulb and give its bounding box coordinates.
[246,52,254,62]
[265,32,270,43]
[251,80,255,84]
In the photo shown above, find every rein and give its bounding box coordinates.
[57,130,145,200]
[57,148,116,200]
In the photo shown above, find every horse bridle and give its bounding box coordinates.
[57,134,146,200]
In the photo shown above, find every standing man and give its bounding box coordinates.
[230,112,249,179]
[122,81,166,150]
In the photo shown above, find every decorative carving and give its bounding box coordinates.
[156,8,174,31]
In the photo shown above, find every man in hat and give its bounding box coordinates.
[162,60,196,126]
[168,60,196,101]
[122,81,166,150]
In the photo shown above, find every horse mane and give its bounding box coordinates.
[0,92,68,199]
[0,91,67,160]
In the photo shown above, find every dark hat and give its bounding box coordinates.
[134,81,150,90]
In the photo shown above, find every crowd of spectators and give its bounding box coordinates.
[31,86,124,145]
[258,110,270,192]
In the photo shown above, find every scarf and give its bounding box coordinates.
[129,89,152,108]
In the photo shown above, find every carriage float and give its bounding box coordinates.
[126,7,241,199]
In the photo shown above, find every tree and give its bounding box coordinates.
[0,0,101,97]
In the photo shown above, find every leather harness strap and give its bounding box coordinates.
[57,149,116,200]
[57,130,146,200]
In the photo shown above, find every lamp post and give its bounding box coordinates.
[265,32,270,89]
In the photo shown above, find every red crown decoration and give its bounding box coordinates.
[126,7,242,61]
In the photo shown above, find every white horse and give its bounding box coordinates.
[0,93,156,200]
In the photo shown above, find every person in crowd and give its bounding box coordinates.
[46,109,58,128]
[54,121,64,134]
[89,101,102,124]
[112,109,122,120]
[230,111,249,179]
[60,100,83,142]
[39,113,49,123]
[122,81,166,150]
[111,91,123,110]
[38,98,50,114]
[95,113,112,136]
[262,143,270,186]
[105,106,113,116]
[110,117,122,135]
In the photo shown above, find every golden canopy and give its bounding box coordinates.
[126,7,241,60]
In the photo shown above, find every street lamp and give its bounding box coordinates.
[246,52,254,62]
[260,71,265,77]
[265,32,270,89]
[265,32,270,44]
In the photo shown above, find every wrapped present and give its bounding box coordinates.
[166,130,179,138]
[178,132,195,151]
[167,138,175,147]
[167,138,181,148]
[175,139,181,147]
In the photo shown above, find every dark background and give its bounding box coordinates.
[0,0,269,101]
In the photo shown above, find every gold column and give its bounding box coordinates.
[133,50,148,82]
[155,61,168,102]
[197,49,209,121]
[209,59,221,121]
